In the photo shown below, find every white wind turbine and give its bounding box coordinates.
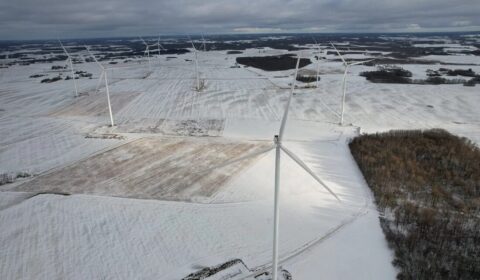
[156,35,166,60]
[331,43,374,126]
[189,37,201,91]
[312,38,323,88]
[139,37,152,71]
[85,46,115,127]
[201,34,207,51]
[59,40,79,97]
[197,53,341,280]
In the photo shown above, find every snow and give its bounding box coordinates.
[285,210,398,279]
[0,117,127,176]
[413,43,477,50]
[0,192,33,210]
[0,134,395,279]
[416,54,480,65]
[1,41,479,279]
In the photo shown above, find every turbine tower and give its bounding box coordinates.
[59,40,79,97]
[197,53,341,280]
[331,43,374,126]
[190,38,201,91]
[85,46,115,127]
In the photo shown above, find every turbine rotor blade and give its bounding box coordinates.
[193,145,275,174]
[58,40,71,58]
[278,54,301,142]
[349,59,375,66]
[187,35,197,51]
[85,46,104,70]
[330,42,347,66]
[139,36,148,46]
[95,70,105,94]
[279,144,341,202]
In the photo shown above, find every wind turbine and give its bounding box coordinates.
[59,40,79,97]
[201,34,207,51]
[312,38,323,88]
[156,35,166,60]
[85,46,115,127]
[189,37,201,91]
[196,53,341,280]
[331,43,374,126]
[139,37,152,71]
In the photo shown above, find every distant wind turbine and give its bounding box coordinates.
[139,37,152,71]
[331,43,374,126]
[156,35,166,60]
[201,34,207,52]
[85,46,115,127]
[196,53,341,280]
[59,40,79,97]
[189,37,202,91]
[312,38,323,89]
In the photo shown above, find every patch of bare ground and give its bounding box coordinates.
[116,118,225,136]
[14,137,270,201]
[349,129,480,279]
[49,91,141,117]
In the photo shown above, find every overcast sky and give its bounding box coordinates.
[0,0,479,40]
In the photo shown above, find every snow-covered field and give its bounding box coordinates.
[1,40,479,279]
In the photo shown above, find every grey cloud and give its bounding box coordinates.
[0,0,479,40]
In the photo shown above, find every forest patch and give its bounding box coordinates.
[349,129,480,279]
[236,54,311,71]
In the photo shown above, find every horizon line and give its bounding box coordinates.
[1,30,479,42]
